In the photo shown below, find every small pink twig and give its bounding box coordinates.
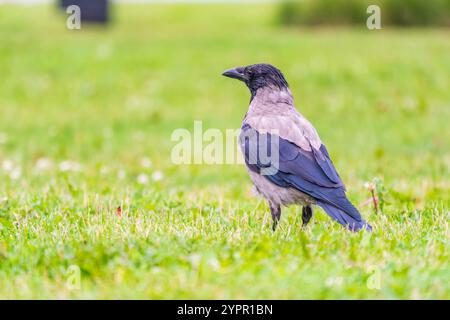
[370,188,379,214]
[363,182,379,214]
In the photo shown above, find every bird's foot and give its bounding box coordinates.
[270,203,281,232]
[302,205,313,228]
[272,221,278,232]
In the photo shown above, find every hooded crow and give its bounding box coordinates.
[223,63,372,232]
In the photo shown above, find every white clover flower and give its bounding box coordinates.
[152,170,164,182]
[137,173,149,185]
[59,160,81,172]
[325,276,344,287]
[140,157,152,168]
[117,170,126,180]
[9,167,21,180]
[100,166,109,175]
[207,257,220,271]
[2,160,14,172]
[35,158,53,171]
[188,254,202,268]
[364,181,375,190]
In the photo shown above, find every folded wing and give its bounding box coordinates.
[240,122,371,231]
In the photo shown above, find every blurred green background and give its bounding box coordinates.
[0,1,449,299]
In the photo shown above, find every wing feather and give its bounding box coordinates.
[240,122,371,231]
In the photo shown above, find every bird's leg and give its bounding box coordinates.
[269,203,281,231]
[302,205,313,228]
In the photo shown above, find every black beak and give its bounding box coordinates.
[222,67,246,82]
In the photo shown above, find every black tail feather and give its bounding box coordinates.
[317,201,372,232]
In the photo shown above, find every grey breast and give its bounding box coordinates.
[247,167,315,207]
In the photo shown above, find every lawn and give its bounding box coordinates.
[0,3,449,299]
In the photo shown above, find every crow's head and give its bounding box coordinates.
[222,63,289,96]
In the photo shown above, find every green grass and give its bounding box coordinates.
[0,4,449,299]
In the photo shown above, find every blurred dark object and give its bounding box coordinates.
[60,0,110,23]
[279,0,450,27]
